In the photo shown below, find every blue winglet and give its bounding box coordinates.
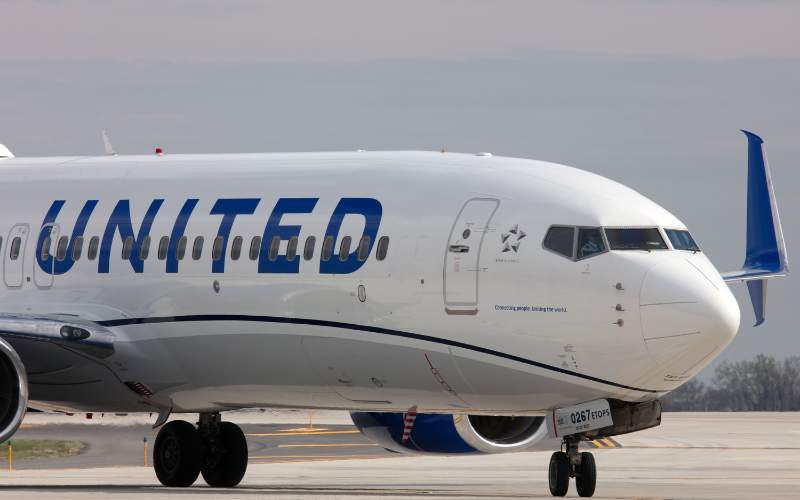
[721,131,789,326]
[746,280,767,327]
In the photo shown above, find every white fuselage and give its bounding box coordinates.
[0,151,740,415]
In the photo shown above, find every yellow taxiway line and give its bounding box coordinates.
[251,454,377,459]
[277,443,378,448]
[247,430,361,437]
[250,454,385,464]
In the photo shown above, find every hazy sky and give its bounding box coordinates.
[0,1,798,375]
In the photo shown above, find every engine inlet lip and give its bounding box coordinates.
[0,337,28,444]
[454,414,548,452]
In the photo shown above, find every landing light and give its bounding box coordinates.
[60,325,90,341]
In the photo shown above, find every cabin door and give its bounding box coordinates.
[3,224,29,288]
[443,198,499,315]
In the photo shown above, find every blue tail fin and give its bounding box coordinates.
[721,130,788,326]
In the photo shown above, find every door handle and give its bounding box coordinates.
[449,244,470,253]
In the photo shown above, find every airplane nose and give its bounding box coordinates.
[639,258,740,374]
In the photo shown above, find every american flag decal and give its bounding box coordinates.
[401,406,418,444]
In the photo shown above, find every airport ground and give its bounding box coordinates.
[0,411,797,499]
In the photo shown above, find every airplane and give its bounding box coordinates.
[0,130,786,497]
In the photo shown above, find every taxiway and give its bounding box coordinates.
[0,412,796,499]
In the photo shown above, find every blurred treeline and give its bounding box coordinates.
[661,355,800,411]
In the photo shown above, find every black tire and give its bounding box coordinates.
[153,420,202,487]
[201,421,249,487]
[548,451,570,497]
[576,451,597,497]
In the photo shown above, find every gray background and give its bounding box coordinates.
[1,1,797,375]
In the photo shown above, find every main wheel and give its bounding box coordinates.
[575,451,596,497]
[153,420,202,487]
[548,451,570,497]
[201,421,249,487]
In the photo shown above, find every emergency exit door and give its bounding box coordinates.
[34,223,58,288]
[443,198,499,315]
[4,224,29,288]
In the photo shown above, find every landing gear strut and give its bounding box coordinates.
[548,436,596,497]
[153,412,248,488]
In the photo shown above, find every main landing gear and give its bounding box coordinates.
[548,436,596,497]
[153,412,248,488]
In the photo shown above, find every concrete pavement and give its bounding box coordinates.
[0,412,796,499]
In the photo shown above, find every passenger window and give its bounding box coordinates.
[140,235,151,261]
[286,236,298,262]
[543,226,574,259]
[40,235,52,261]
[212,236,224,261]
[121,236,134,259]
[176,236,187,260]
[338,236,352,262]
[9,237,21,261]
[303,236,316,261]
[321,235,334,262]
[268,236,280,262]
[357,236,371,262]
[576,228,606,260]
[56,236,69,261]
[376,236,389,261]
[249,236,261,260]
[158,236,169,260]
[72,236,83,261]
[231,236,243,260]
[192,236,204,260]
[87,236,99,260]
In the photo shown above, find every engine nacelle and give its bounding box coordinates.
[0,338,27,443]
[350,411,548,454]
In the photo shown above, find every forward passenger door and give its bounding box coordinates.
[443,198,499,315]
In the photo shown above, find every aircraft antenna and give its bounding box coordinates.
[102,130,117,156]
[0,144,13,159]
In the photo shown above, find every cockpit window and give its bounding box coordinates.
[665,229,700,252]
[576,228,606,260]
[543,226,575,259]
[604,228,667,251]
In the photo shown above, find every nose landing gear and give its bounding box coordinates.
[548,436,596,497]
[153,412,249,488]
